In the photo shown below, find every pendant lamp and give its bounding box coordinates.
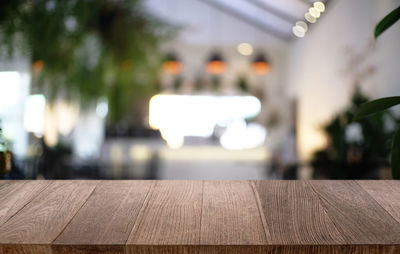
[162,53,183,74]
[205,52,226,75]
[252,53,270,75]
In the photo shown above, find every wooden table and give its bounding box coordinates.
[0,180,399,253]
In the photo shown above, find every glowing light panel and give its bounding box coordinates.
[0,72,20,109]
[149,94,262,148]
[24,94,46,136]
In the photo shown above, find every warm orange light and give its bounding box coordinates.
[162,61,183,74]
[206,60,226,75]
[252,62,270,75]
[33,60,44,73]
[162,52,183,74]
[252,53,270,75]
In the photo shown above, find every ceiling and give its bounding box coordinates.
[145,0,328,44]
[198,0,328,40]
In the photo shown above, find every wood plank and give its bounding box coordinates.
[0,181,51,227]
[52,245,124,254]
[0,180,399,254]
[358,180,400,224]
[260,245,400,254]
[126,245,400,254]
[129,246,198,254]
[0,180,9,187]
[198,246,263,254]
[253,180,345,245]
[6,244,400,254]
[198,245,400,254]
[0,181,97,248]
[53,181,152,254]
[200,181,267,246]
[126,180,202,253]
[308,180,400,244]
[1,244,51,254]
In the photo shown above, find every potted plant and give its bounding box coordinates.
[0,125,12,174]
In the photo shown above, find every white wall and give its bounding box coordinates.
[287,0,400,161]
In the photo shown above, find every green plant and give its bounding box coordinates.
[313,88,397,179]
[354,5,400,179]
[374,6,400,38]
[0,0,176,122]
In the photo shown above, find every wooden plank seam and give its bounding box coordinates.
[51,181,100,244]
[0,181,52,228]
[250,180,272,243]
[305,180,349,245]
[124,180,156,250]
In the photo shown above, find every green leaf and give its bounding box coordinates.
[375,5,400,38]
[391,128,400,180]
[354,96,400,121]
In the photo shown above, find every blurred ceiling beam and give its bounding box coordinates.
[247,0,298,24]
[198,0,291,41]
[299,0,329,7]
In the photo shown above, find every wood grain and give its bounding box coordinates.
[54,181,152,246]
[0,181,97,246]
[126,180,203,253]
[259,245,400,254]
[52,245,124,254]
[198,246,263,254]
[197,245,400,254]
[0,181,51,227]
[200,181,267,246]
[358,180,400,224]
[1,180,400,254]
[129,245,198,254]
[1,245,51,254]
[0,180,9,187]
[308,180,400,244]
[253,180,345,245]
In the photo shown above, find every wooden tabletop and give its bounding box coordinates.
[0,180,399,254]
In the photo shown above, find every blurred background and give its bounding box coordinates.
[0,0,399,180]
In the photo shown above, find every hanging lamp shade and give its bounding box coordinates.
[252,53,270,75]
[162,53,183,74]
[205,52,226,75]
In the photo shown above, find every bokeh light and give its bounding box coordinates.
[237,43,253,56]
[309,7,321,18]
[313,1,325,13]
[292,26,305,38]
[296,21,308,33]
[305,12,317,23]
